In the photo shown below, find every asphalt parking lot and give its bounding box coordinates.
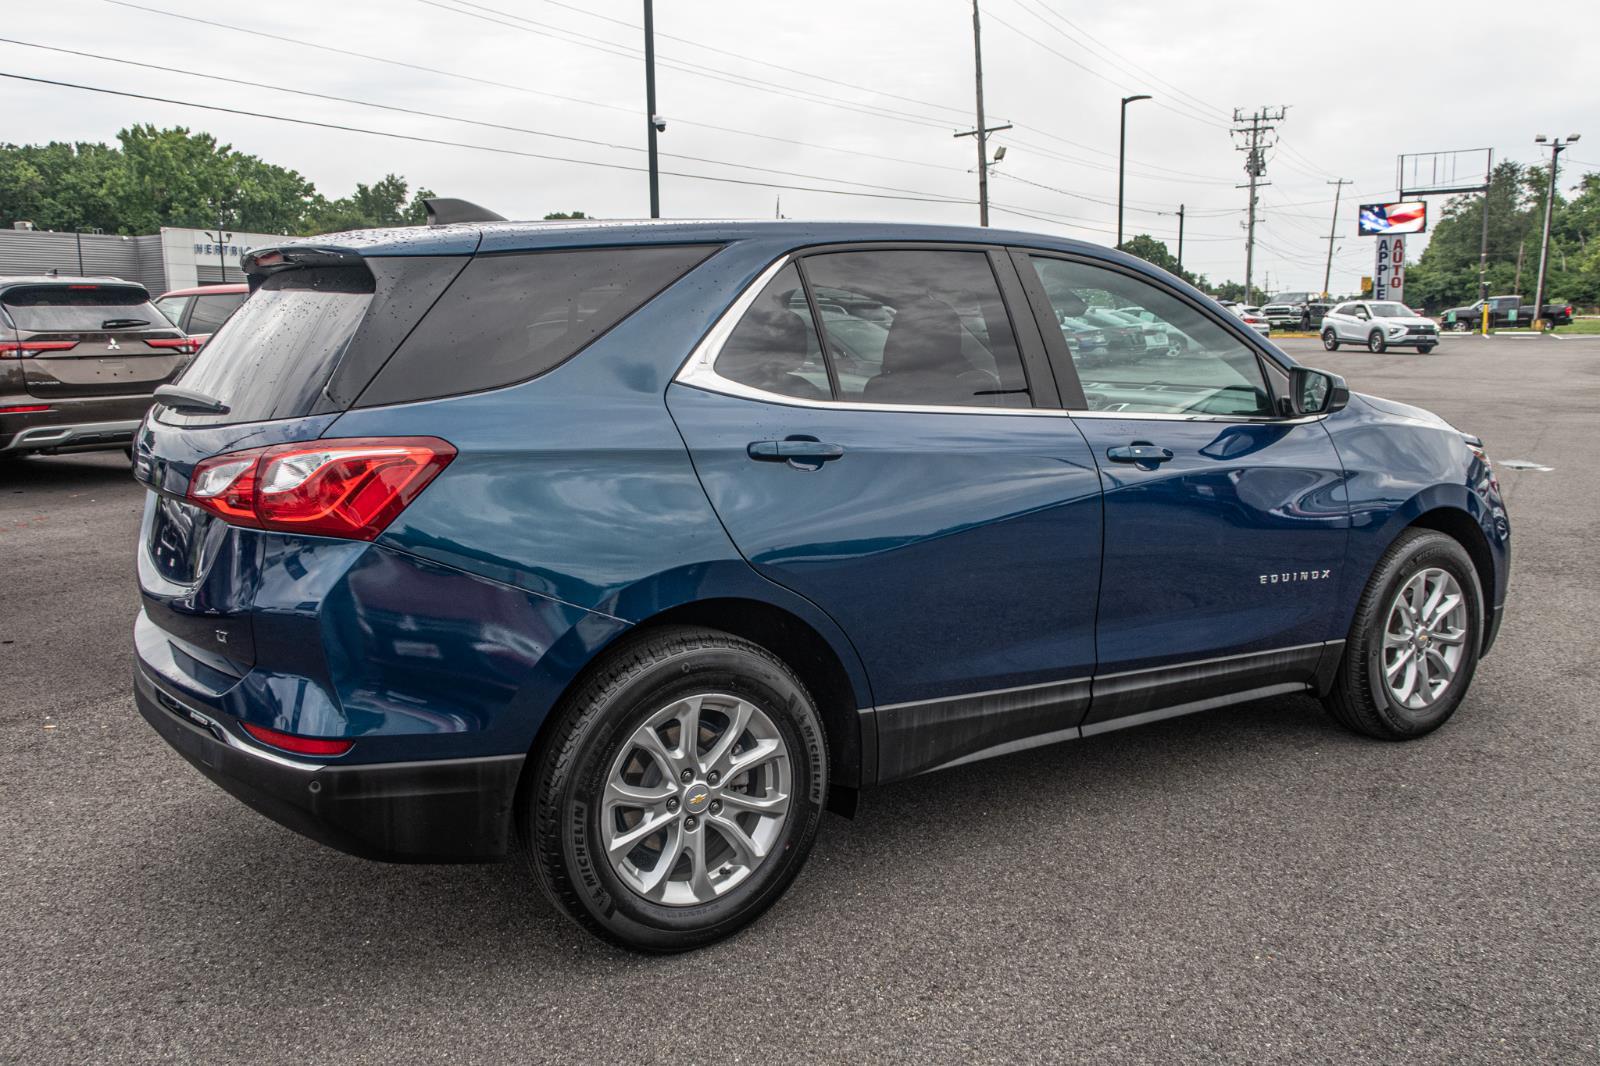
[2,333,1597,1064]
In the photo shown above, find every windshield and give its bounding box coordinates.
[2,283,159,332]
[1271,292,1312,304]
[1369,303,1412,318]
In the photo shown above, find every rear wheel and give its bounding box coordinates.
[1323,529,1483,740]
[1368,330,1387,353]
[524,626,828,952]
[1321,328,1340,351]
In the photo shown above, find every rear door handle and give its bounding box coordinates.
[747,437,846,469]
[1107,443,1173,465]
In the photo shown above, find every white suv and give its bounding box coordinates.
[1321,301,1438,354]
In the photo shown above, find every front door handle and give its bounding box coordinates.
[747,437,846,470]
[1107,443,1174,465]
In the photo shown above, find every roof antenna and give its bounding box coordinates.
[423,198,507,226]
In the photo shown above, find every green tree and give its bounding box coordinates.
[0,141,124,233]
[1115,233,1207,290]
[111,125,314,234]
[303,174,435,234]
[543,211,589,220]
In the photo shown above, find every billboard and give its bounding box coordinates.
[1358,201,1427,236]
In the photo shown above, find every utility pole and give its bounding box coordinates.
[1322,178,1350,298]
[1513,238,1525,295]
[953,1,1010,226]
[643,0,660,218]
[1117,94,1152,247]
[1531,133,1579,330]
[1477,150,1493,304]
[1176,204,1185,274]
[1232,106,1285,304]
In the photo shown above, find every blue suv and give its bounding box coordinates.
[131,218,1510,952]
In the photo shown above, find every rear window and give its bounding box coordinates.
[168,266,375,425]
[2,283,159,332]
[356,244,718,407]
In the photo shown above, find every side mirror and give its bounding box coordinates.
[1285,366,1349,416]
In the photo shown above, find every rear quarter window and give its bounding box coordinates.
[356,244,718,407]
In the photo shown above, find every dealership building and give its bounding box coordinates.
[0,225,290,294]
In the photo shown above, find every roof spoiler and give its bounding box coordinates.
[423,198,507,226]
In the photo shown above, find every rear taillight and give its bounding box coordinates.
[145,337,201,354]
[0,404,52,414]
[187,436,455,540]
[0,340,78,359]
[240,721,354,757]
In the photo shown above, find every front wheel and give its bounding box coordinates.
[1321,328,1340,351]
[524,626,828,953]
[1367,330,1387,353]
[1323,529,1483,740]
[1418,344,1436,354]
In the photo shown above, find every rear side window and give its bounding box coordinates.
[2,284,159,332]
[358,244,718,407]
[187,292,246,334]
[170,266,375,425]
[800,250,1031,408]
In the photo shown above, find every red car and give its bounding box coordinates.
[152,283,249,346]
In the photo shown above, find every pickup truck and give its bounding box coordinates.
[1260,292,1332,330]
[1439,295,1574,331]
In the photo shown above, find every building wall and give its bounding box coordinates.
[0,230,166,293]
[0,226,292,294]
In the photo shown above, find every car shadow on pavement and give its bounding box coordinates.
[124,691,1360,971]
[1,452,135,491]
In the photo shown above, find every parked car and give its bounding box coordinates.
[1438,295,1573,331]
[1261,292,1331,331]
[1321,300,1439,353]
[1224,302,1271,337]
[1,276,199,460]
[153,283,249,346]
[131,218,1510,952]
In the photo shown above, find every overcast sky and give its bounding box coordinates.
[4,0,1595,294]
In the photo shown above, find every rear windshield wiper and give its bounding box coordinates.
[102,317,149,329]
[153,384,230,414]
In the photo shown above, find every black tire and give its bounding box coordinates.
[1300,312,1312,331]
[1321,328,1340,351]
[523,626,828,953]
[1322,529,1484,740]
[1453,320,1472,333]
[1417,344,1436,355]
[1367,329,1387,353]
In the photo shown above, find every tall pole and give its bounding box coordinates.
[1176,204,1185,274]
[1478,149,1493,304]
[1531,137,1569,330]
[1323,178,1350,298]
[1233,106,1284,306]
[643,0,660,218]
[1117,94,1151,247]
[972,0,988,226]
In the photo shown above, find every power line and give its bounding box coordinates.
[0,70,976,206]
[0,37,969,201]
[93,0,972,176]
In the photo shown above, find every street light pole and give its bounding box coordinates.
[1176,203,1185,275]
[643,0,660,218]
[1531,133,1578,331]
[1117,94,1151,247]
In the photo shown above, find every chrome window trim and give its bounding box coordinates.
[675,253,1326,426]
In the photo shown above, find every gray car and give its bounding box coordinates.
[0,277,197,459]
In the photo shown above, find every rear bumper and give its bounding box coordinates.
[134,663,524,862]
[1,417,142,453]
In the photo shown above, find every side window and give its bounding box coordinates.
[154,295,192,328]
[187,293,245,334]
[800,249,1030,408]
[1027,256,1273,417]
[714,263,831,401]
[362,244,717,406]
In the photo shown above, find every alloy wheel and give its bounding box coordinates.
[600,693,792,906]
[1381,567,1470,711]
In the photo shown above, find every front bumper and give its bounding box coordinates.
[135,664,524,862]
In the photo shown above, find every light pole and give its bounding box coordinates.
[643,0,660,218]
[1117,94,1151,248]
[204,226,232,283]
[1531,133,1579,331]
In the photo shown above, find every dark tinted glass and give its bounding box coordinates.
[187,292,246,334]
[360,244,717,406]
[3,284,159,332]
[714,263,830,401]
[1029,256,1272,417]
[800,250,1030,407]
[166,266,375,425]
